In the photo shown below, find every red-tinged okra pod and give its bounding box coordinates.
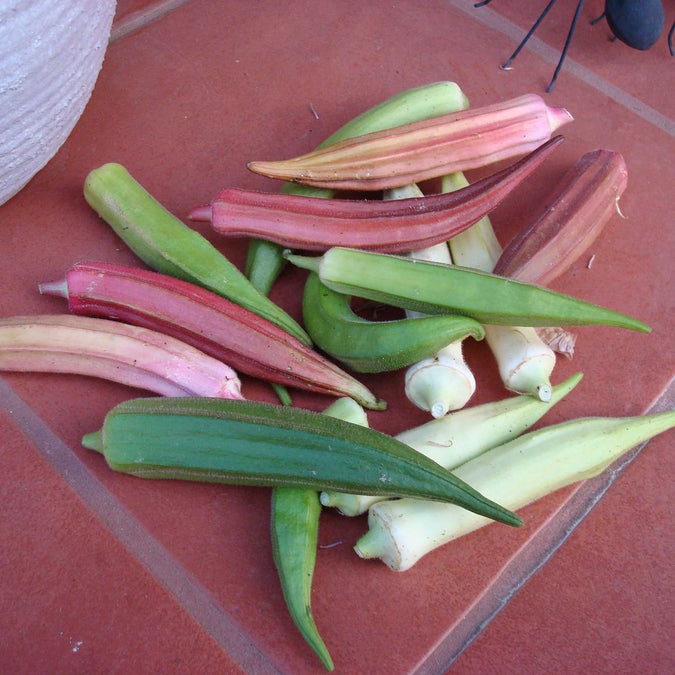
[493,150,628,286]
[39,262,386,410]
[247,94,573,191]
[192,137,564,254]
[0,314,243,399]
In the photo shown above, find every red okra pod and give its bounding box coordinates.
[193,137,564,254]
[39,262,385,410]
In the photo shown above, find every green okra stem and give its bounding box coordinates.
[84,397,522,526]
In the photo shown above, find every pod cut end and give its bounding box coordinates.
[548,105,574,132]
[188,204,213,222]
[82,429,104,453]
[38,278,69,299]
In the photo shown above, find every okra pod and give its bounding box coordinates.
[83,163,311,346]
[244,81,471,294]
[82,397,522,526]
[197,135,563,254]
[39,262,385,410]
[271,398,368,671]
[0,314,243,399]
[355,409,675,571]
[300,272,484,373]
[248,94,573,190]
[285,247,650,332]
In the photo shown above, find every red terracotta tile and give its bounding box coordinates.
[0,1,672,673]
[0,402,247,674]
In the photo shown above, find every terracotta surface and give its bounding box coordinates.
[1,1,673,673]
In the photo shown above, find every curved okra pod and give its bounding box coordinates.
[83,163,311,346]
[355,409,675,571]
[285,247,650,332]
[83,397,522,527]
[248,94,573,190]
[271,398,368,672]
[300,271,484,373]
[0,314,243,399]
[196,135,564,254]
[320,373,582,516]
[40,261,385,410]
[244,81,470,293]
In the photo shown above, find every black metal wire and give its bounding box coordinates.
[546,0,585,92]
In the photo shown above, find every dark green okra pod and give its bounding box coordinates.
[302,272,485,373]
[270,398,367,671]
[82,397,522,526]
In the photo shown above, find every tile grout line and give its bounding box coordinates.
[414,376,675,674]
[0,377,282,675]
[448,0,674,136]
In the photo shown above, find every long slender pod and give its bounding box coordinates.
[82,397,522,526]
[271,397,368,672]
[0,314,243,399]
[40,262,385,410]
[285,248,650,332]
[355,410,675,571]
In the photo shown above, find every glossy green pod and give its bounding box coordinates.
[302,272,484,373]
[82,397,522,527]
[286,248,650,332]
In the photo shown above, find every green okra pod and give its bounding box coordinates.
[301,271,484,373]
[84,163,311,346]
[245,81,470,294]
[82,397,522,527]
[271,398,368,671]
[285,247,650,333]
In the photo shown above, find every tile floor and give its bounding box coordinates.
[1,1,673,673]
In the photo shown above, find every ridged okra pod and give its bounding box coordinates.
[40,261,385,410]
[82,397,522,526]
[300,271,484,373]
[285,247,650,332]
[83,163,311,346]
[355,409,675,571]
[271,398,368,671]
[244,81,470,294]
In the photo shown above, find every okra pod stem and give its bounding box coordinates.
[285,247,650,332]
[83,163,311,346]
[83,397,522,526]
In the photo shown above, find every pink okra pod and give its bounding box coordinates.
[0,314,243,399]
[247,93,573,191]
[191,136,564,254]
[493,149,628,286]
[39,262,386,410]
